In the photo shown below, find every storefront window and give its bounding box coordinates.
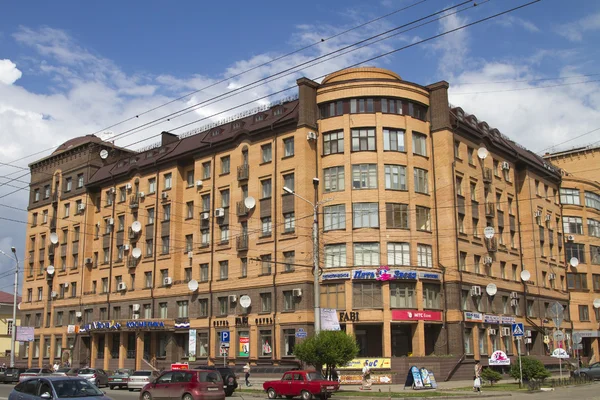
[198,333,208,358]
[320,283,345,310]
[260,330,272,357]
[352,282,383,309]
[422,284,441,309]
[34,339,40,358]
[491,332,500,352]
[111,334,120,358]
[479,329,487,355]
[238,331,250,358]
[391,325,412,357]
[503,335,512,354]
[44,339,50,358]
[283,329,295,356]
[157,333,167,358]
[464,328,473,355]
[55,338,62,358]
[176,334,189,358]
[390,282,415,308]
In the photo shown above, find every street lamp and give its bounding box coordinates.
[0,248,18,367]
[283,184,329,334]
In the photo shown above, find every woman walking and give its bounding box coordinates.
[243,362,252,387]
[359,361,371,390]
[473,361,482,393]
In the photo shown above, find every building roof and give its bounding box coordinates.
[0,291,20,305]
[543,144,600,159]
[52,135,106,155]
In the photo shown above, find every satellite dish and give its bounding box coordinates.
[50,232,59,244]
[520,270,531,282]
[188,280,199,292]
[240,295,252,308]
[477,147,489,160]
[132,248,142,259]
[244,196,256,209]
[484,226,495,239]
[570,257,579,267]
[486,283,497,296]
[594,299,600,309]
[17,302,21,311]
[131,221,142,233]
[99,149,109,160]
[46,265,55,275]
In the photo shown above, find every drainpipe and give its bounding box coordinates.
[150,167,160,318]
[106,175,117,319]
[208,153,217,364]
[272,133,279,363]
[450,159,466,355]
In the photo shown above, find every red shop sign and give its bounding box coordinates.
[392,310,442,321]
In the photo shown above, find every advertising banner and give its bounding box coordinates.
[488,350,511,366]
[320,308,341,331]
[188,329,197,359]
[239,332,250,357]
[16,326,34,342]
[464,312,483,323]
[338,358,391,370]
[392,310,442,321]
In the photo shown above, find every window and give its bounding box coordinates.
[32,213,37,226]
[186,170,194,187]
[350,98,374,113]
[161,236,170,254]
[200,264,208,282]
[261,217,272,236]
[563,216,583,234]
[456,176,463,196]
[323,131,344,155]
[217,297,228,315]
[467,147,474,164]
[201,229,209,246]
[221,156,230,174]
[260,293,272,312]
[417,244,433,268]
[241,258,248,277]
[474,255,481,274]
[34,189,40,202]
[458,214,465,234]
[588,219,600,238]
[321,283,345,309]
[459,252,467,271]
[454,141,460,158]
[324,204,345,231]
[412,133,427,156]
[261,179,272,198]
[147,207,155,224]
[351,128,376,151]
[386,203,408,229]
[567,273,588,290]
[202,161,211,179]
[64,203,70,218]
[65,177,72,192]
[283,212,295,233]
[148,178,156,194]
[384,165,407,190]
[390,282,415,308]
[159,302,168,319]
[219,261,228,280]
[185,235,193,252]
[119,186,126,202]
[42,210,48,223]
[320,100,343,118]
[416,206,431,231]
[353,282,382,308]
[37,287,43,301]
[352,164,377,189]
[145,239,153,257]
[387,242,410,266]
[565,242,586,263]
[201,194,210,211]
[560,188,580,205]
[283,329,296,356]
[354,242,380,266]
[585,191,600,210]
[283,291,295,311]
[579,305,590,321]
[257,143,272,163]
[414,168,429,194]
[177,301,189,318]
[44,185,50,199]
[381,98,403,114]
[145,272,152,288]
[283,173,295,192]
[353,203,379,228]
[220,189,230,208]
[591,246,600,265]
[383,129,405,152]
[261,255,272,275]
[220,225,229,242]
[323,166,344,193]
[324,244,346,268]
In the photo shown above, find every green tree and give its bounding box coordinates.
[294,330,359,377]
[509,356,551,382]
[481,367,502,386]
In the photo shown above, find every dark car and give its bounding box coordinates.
[8,376,112,400]
[0,368,28,384]
[108,369,133,390]
[139,370,224,400]
[194,366,237,396]
[573,362,600,380]
[19,368,53,382]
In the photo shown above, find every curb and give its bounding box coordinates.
[235,391,512,399]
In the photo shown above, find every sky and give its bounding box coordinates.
[0,0,599,293]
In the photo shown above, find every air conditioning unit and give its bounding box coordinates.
[501,161,510,170]
[534,210,542,217]
[75,311,82,318]
[117,282,127,291]
[78,203,85,212]
[307,132,317,141]
[525,330,532,337]
[510,299,519,307]
[188,251,193,259]
[470,286,481,296]
[163,277,173,286]
[510,291,519,299]
[126,183,132,190]
[124,244,130,251]
[215,208,225,218]
[293,288,303,297]
[548,273,556,280]
[488,328,496,336]
[201,212,210,220]
[132,314,139,320]
[51,291,58,298]
[501,327,511,337]
[132,304,140,312]
[545,214,551,221]
[64,282,69,288]
[525,338,532,344]
[567,235,575,241]
[84,258,92,265]
[483,256,493,265]
[139,192,145,198]
[196,180,203,187]
[108,218,114,225]
[228,295,237,303]
[161,192,169,200]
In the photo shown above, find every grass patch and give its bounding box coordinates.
[237,388,463,397]
[449,382,525,392]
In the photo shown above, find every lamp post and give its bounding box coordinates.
[0,248,18,367]
[283,183,329,334]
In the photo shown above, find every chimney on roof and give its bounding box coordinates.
[297,77,319,129]
[427,81,451,131]
[161,131,179,146]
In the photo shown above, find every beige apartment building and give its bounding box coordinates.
[20,67,569,379]
[545,146,600,362]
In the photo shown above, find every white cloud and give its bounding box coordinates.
[0,59,22,85]
[430,12,470,78]
[557,12,600,42]
[497,15,540,33]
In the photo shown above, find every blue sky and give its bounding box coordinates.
[0,0,600,291]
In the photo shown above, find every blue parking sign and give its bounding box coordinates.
[220,331,230,343]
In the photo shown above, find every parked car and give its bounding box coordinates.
[573,362,600,380]
[128,370,158,391]
[53,368,78,377]
[9,376,112,400]
[194,365,238,396]
[139,369,224,400]
[263,370,340,400]
[0,368,28,384]
[18,368,53,382]
[108,369,133,390]
[77,368,109,388]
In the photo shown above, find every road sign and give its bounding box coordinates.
[220,331,230,343]
[553,331,564,342]
[512,323,524,337]
[573,344,583,350]
[548,302,564,328]
[551,348,569,359]
[295,328,308,338]
[573,333,582,344]
[221,342,230,348]
[220,346,229,356]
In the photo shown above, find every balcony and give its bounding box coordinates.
[236,234,249,251]
[485,202,495,217]
[483,168,493,183]
[237,164,249,181]
[128,227,140,240]
[485,237,498,252]
[50,217,57,230]
[236,201,249,216]
[128,256,139,269]
[129,195,140,209]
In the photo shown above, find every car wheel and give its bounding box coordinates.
[183,394,194,400]
[142,391,152,400]
[267,388,278,399]
[581,372,588,379]
[301,390,312,400]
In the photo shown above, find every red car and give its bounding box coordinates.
[263,370,340,400]
[139,369,225,400]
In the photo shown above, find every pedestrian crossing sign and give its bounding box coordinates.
[512,323,524,337]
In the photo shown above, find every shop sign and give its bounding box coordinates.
[392,310,442,321]
[484,315,501,324]
[339,312,359,322]
[84,321,122,331]
[126,321,165,329]
[464,312,483,323]
[322,271,351,280]
[171,363,189,370]
[16,327,34,342]
[352,268,417,281]
[67,325,76,334]
[340,374,393,385]
[418,272,441,280]
[551,348,569,359]
[501,316,516,325]
[488,350,510,366]
[338,358,391,370]
[573,330,600,338]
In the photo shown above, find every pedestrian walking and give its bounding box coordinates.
[473,361,482,393]
[243,362,252,387]
[359,361,371,390]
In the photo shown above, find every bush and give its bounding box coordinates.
[481,368,502,385]
[509,356,551,382]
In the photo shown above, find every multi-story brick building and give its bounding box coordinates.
[545,146,600,362]
[20,67,569,379]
